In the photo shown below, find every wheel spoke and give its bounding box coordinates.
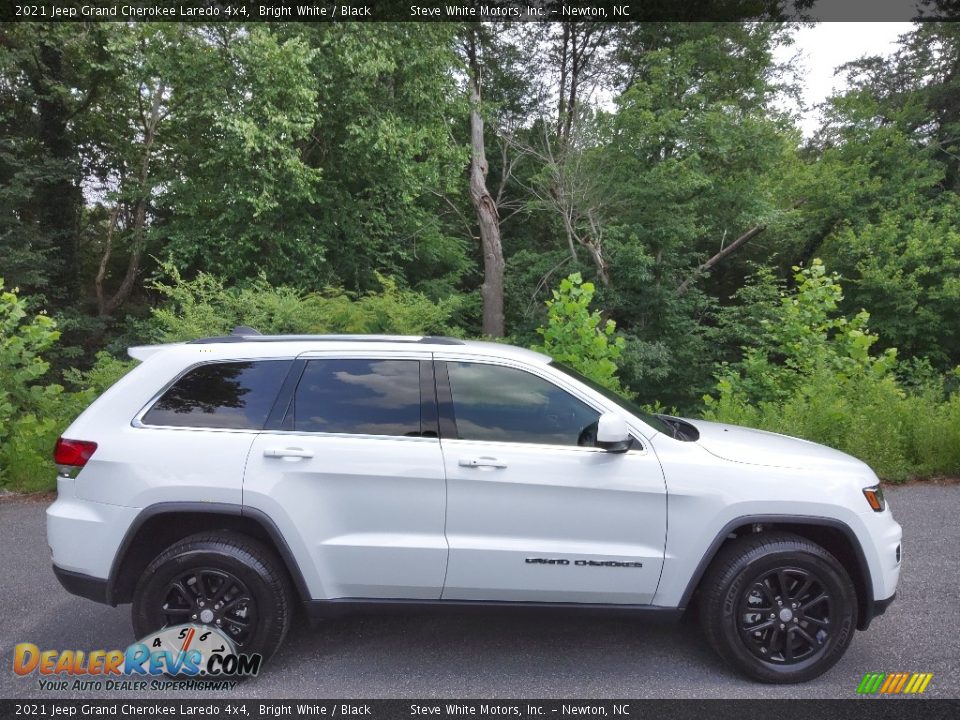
[162,605,192,615]
[211,578,233,605]
[221,595,252,615]
[224,614,250,628]
[745,618,778,632]
[199,571,218,601]
[777,570,792,599]
[753,581,776,609]
[783,632,794,662]
[803,615,830,628]
[764,627,780,655]
[791,576,813,603]
[171,580,194,603]
[794,625,819,648]
[800,592,829,611]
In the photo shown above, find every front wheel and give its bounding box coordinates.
[132,532,293,664]
[699,532,857,683]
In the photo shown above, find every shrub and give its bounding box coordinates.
[0,281,78,492]
[148,264,463,341]
[703,261,960,482]
[533,273,628,394]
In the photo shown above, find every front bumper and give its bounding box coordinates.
[860,591,896,630]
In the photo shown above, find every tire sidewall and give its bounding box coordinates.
[718,548,856,682]
[132,545,285,660]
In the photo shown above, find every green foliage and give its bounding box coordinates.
[704,261,960,481]
[160,27,327,286]
[824,206,960,368]
[4,22,960,491]
[0,282,139,492]
[533,273,627,393]
[148,264,464,342]
[63,352,136,396]
[710,260,897,406]
[0,281,80,492]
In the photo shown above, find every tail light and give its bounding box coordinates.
[54,438,97,477]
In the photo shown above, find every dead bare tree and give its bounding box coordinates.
[506,23,614,287]
[513,122,611,286]
[464,28,506,337]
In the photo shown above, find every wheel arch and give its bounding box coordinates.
[678,515,878,631]
[107,502,311,607]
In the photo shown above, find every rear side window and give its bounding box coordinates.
[291,359,422,437]
[141,361,290,429]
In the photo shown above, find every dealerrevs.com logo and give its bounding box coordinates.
[13,624,261,691]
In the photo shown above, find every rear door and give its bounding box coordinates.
[244,352,448,600]
[436,358,667,604]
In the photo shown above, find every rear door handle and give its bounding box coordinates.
[263,447,314,459]
[458,457,508,469]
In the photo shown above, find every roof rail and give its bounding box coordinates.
[188,333,466,346]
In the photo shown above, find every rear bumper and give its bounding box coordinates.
[52,564,109,605]
[46,477,139,581]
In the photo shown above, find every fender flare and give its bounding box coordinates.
[106,501,311,606]
[675,514,880,630]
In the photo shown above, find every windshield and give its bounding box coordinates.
[548,362,674,436]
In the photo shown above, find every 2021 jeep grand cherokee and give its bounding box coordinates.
[47,331,901,682]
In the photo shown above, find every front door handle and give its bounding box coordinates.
[263,447,314,459]
[458,457,508,469]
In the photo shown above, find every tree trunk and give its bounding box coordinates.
[677,200,806,295]
[467,32,505,337]
[94,83,165,323]
[33,40,82,307]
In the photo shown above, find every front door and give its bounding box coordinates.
[437,359,667,604]
[244,354,447,600]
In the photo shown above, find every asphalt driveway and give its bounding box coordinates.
[1,485,957,699]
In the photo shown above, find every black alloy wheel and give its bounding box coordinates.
[159,568,258,648]
[738,566,833,665]
[699,532,857,683]
[132,531,292,663]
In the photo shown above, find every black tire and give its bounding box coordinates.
[132,531,293,664]
[699,532,857,683]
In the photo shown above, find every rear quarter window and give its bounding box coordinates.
[140,360,291,429]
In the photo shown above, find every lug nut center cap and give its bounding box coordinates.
[199,608,215,624]
[779,608,794,622]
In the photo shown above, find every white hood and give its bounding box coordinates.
[684,418,871,473]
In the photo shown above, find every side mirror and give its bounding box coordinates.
[596,412,632,453]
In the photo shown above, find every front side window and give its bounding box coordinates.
[446,362,599,446]
[141,360,290,429]
[291,359,422,437]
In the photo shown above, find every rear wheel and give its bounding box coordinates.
[699,532,857,683]
[132,532,292,663]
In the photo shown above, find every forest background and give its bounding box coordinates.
[3,20,960,490]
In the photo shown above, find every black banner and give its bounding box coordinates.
[1,0,956,23]
[1,700,960,720]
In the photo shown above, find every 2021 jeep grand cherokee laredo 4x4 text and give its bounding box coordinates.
[47,331,901,682]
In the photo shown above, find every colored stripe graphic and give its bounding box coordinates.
[857,673,885,693]
[857,672,933,694]
[879,674,897,693]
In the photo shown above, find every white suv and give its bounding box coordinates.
[47,331,901,683]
